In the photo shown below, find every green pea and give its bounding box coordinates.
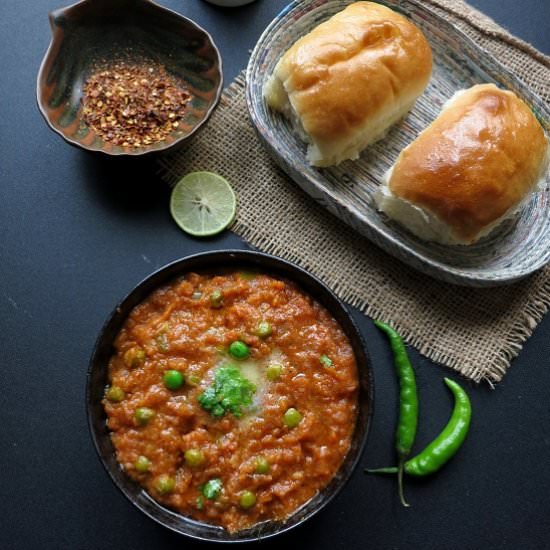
[266,364,282,381]
[123,347,145,368]
[196,495,204,510]
[255,321,272,338]
[320,354,333,367]
[255,456,270,474]
[154,474,175,495]
[209,289,224,308]
[283,407,302,428]
[134,455,151,473]
[163,370,184,391]
[229,340,250,360]
[184,449,205,468]
[135,407,155,426]
[105,385,125,402]
[239,490,256,509]
[202,478,222,500]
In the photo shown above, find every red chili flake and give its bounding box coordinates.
[82,60,191,148]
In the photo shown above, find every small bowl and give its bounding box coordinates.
[37,0,223,156]
[87,250,373,542]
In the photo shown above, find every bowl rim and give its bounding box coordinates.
[36,0,224,156]
[86,249,374,542]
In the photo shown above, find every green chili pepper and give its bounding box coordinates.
[367,377,471,478]
[374,320,418,507]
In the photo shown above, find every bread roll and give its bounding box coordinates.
[263,2,432,167]
[375,84,550,245]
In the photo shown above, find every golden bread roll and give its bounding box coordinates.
[263,1,432,167]
[375,84,550,245]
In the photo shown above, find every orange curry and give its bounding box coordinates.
[104,271,358,532]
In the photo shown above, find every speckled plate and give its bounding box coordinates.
[246,0,550,287]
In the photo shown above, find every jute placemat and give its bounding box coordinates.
[159,0,550,384]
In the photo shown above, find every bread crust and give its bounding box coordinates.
[388,84,549,243]
[265,2,432,165]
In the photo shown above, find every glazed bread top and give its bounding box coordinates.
[269,1,432,144]
[388,84,549,243]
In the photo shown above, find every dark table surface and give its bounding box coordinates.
[1,1,550,549]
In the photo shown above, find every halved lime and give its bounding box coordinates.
[170,172,236,237]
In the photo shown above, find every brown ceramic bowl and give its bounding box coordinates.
[37,0,223,156]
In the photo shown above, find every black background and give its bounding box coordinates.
[1,1,550,549]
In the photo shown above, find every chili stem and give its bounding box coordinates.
[398,459,409,507]
[365,467,399,474]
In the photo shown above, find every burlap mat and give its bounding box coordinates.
[159,0,550,384]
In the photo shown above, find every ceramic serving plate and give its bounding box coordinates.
[246,0,550,287]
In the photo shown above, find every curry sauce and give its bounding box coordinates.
[104,271,358,532]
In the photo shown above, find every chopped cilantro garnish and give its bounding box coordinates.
[198,365,256,418]
[202,478,223,500]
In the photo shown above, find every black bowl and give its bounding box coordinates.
[86,250,374,542]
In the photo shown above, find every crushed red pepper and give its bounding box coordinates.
[82,61,191,148]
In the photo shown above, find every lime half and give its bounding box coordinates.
[170,172,236,237]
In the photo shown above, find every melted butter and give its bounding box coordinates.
[239,360,264,391]
[238,348,286,426]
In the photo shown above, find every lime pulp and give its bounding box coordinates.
[170,171,236,237]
